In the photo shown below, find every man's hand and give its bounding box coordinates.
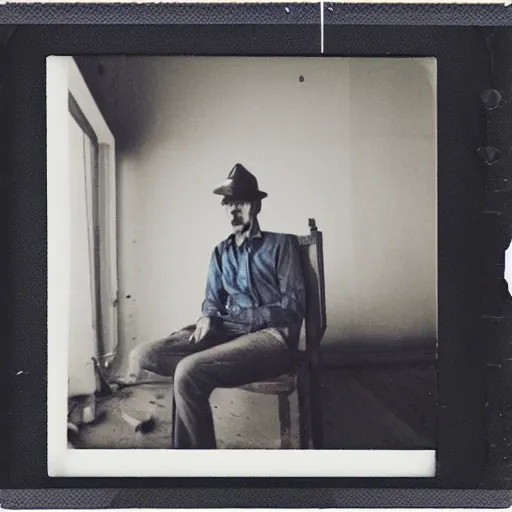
[189,315,212,343]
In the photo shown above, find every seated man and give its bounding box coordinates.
[123,163,306,449]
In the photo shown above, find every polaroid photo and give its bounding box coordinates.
[47,54,437,478]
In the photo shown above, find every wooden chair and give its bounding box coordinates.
[171,219,327,449]
[235,218,327,449]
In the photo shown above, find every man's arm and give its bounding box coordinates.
[235,235,306,330]
[201,244,227,318]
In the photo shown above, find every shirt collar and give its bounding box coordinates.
[226,219,263,246]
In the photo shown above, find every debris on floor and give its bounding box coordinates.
[120,409,156,434]
[67,421,79,448]
[68,367,436,450]
[71,383,173,449]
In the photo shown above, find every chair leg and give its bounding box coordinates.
[297,368,313,449]
[309,369,324,449]
[170,387,177,449]
[278,393,292,449]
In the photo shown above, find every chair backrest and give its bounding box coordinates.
[296,218,327,353]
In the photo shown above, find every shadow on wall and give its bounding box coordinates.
[74,56,159,152]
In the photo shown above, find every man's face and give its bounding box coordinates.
[224,199,253,234]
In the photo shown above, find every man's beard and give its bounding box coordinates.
[232,218,250,234]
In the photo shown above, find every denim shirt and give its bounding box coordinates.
[201,226,306,345]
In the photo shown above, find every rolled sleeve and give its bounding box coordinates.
[201,244,227,318]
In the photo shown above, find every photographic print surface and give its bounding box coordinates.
[48,55,437,477]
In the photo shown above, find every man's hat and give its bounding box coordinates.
[213,163,268,201]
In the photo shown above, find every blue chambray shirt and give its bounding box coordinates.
[201,225,306,345]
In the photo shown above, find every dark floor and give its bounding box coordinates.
[322,364,436,449]
[71,362,436,450]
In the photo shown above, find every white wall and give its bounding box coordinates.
[76,56,437,362]
[346,58,437,345]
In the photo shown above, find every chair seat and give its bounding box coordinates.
[236,351,309,395]
[237,371,297,395]
[237,353,308,395]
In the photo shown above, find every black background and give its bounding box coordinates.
[1,2,512,507]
